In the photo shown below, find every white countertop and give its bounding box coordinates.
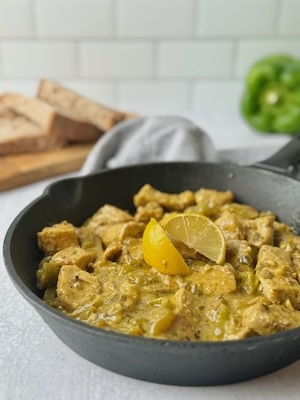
[1,113,299,400]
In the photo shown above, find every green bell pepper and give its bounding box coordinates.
[241,54,300,134]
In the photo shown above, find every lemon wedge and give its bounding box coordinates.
[142,218,189,275]
[162,213,226,264]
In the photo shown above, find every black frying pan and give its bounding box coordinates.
[3,135,300,386]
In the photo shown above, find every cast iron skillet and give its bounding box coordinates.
[3,136,300,386]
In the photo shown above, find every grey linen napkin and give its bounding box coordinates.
[81,115,283,174]
[81,115,218,174]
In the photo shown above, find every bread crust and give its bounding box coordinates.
[37,79,125,132]
[0,92,104,143]
[0,107,67,155]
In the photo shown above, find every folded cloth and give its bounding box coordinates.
[81,115,218,174]
[81,114,289,175]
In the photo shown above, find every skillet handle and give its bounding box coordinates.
[252,134,300,179]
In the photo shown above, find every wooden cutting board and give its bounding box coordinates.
[0,143,94,192]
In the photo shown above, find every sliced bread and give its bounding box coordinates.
[37,79,125,132]
[0,107,66,155]
[0,92,103,143]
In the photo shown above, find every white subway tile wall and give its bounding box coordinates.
[118,80,190,113]
[116,0,194,38]
[158,41,233,78]
[1,41,78,78]
[196,0,277,37]
[0,0,299,114]
[279,0,300,35]
[35,0,114,38]
[80,41,154,78]
[0,0,33,38]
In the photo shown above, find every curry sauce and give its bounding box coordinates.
[36,184,300,341]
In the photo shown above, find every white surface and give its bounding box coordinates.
[0,115,299,400]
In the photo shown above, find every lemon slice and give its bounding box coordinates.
[162,213,226,264]
[142,218,189,275]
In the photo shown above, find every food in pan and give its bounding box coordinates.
[36,184,300,341]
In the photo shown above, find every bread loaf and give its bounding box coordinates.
[37,79,125,132]
[0,92,103,143]
[0,107,66,155]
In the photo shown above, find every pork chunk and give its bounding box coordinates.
[119,237,144,264]
[133,184,195,211]
[37,246,95,289]
[85,204,133,237]
[185,263,237,295]
[215,211,244,240]
[101,221,145,247]
[241,215,275,248]
[77,225,104,259]
[225,239,254,268]
[195,189,233,212]
[275,223,300,282]
[57,265,100,311]
[168,288,202,340]
[242,301,300,335]
[134,201,164,223]
[37,221,79,255]
[256,245,300,309]
[103,241,123,261]
[220,202,259,219]
[103,237,145,263]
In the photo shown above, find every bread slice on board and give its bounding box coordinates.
[0,92,103,143]
[37,79,125,132]
[0,107,66,155]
